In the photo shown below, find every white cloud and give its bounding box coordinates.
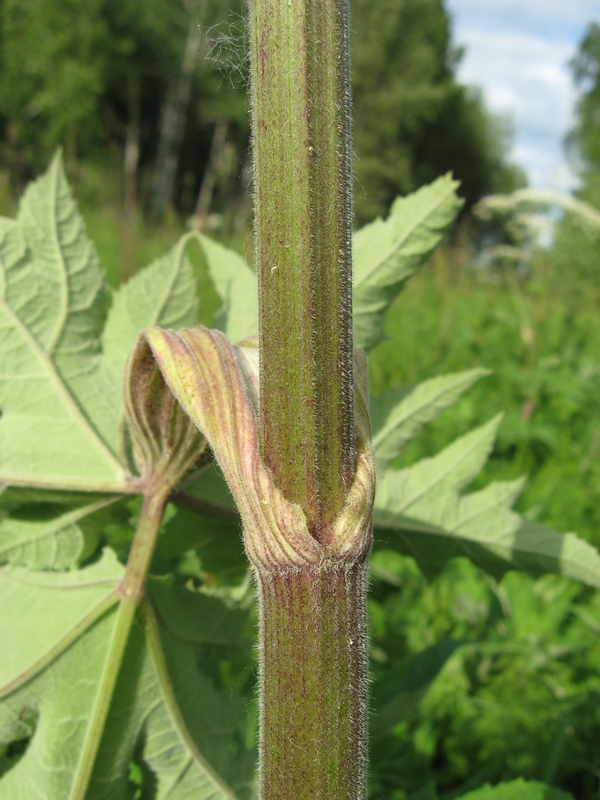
[448,0,597,33]
[445,1,595,191]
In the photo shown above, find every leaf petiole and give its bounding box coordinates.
[69,487,170,799]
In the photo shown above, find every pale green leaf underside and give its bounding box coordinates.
[0,496,117,570]
[0,550,247,799]
[376,416,503,509]
[460,779,574,800]
[353,174,462,350]
[101,235,198,447]
[0,155,127,491]
[197,233,257,344]
[0,156,204,493]
[371,368,489,470]
[0,549,123,693]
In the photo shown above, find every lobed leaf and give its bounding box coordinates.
[371,368,489,470]
[0,155,202,493]
[353,174,462,351]
[0,550,250,799]
[374,427,600,587]
[376,416,503,513]
[0,155,126,492]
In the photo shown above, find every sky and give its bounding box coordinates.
[445,0,599,192]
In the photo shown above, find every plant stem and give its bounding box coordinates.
[70,488,168,799]
[248,0,370,795]
[257,561,369,799]
[249,0,355,534]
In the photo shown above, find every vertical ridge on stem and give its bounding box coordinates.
[257,562,369,799]
[249,0,355,536]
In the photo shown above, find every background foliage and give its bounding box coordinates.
[0,3,599,799]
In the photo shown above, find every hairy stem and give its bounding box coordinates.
[248,0,371,795]
[249,0,355,535]
[257,562,369,799]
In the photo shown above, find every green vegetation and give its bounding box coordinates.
[1,3,600,799]
[0,0,522,225]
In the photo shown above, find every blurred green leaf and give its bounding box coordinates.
[460,779,574,799]
[371,640,465,739]
[353,175,463,351]
[197,233,257,344]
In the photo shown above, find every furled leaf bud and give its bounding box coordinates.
[123,337,206,493]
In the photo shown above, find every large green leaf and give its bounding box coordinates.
[0,550,250,799]
[353,174,462,351]
[0,154,201,492]
[0,154,126,491]
[0,157,255,798]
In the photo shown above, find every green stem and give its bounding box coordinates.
[257,561,369,799]
[69,488,169,800]
[249,0,355,534]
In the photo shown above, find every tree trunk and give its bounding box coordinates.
[149,17,202,219]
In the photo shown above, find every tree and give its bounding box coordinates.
[0,0,110,175]
[351,0,524,221]
[0,0,192,190]
[567,21,600,206]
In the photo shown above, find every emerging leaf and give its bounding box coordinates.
[123,332,206,492]
[137,326,375,568]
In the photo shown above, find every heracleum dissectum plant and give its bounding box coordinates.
[123,0,374,794]
[247,0,374,795]
[3,2,600,799]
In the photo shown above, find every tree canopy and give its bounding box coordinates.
[0,0,523,220]
[567,21,600,205]
[351,0,524,221]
